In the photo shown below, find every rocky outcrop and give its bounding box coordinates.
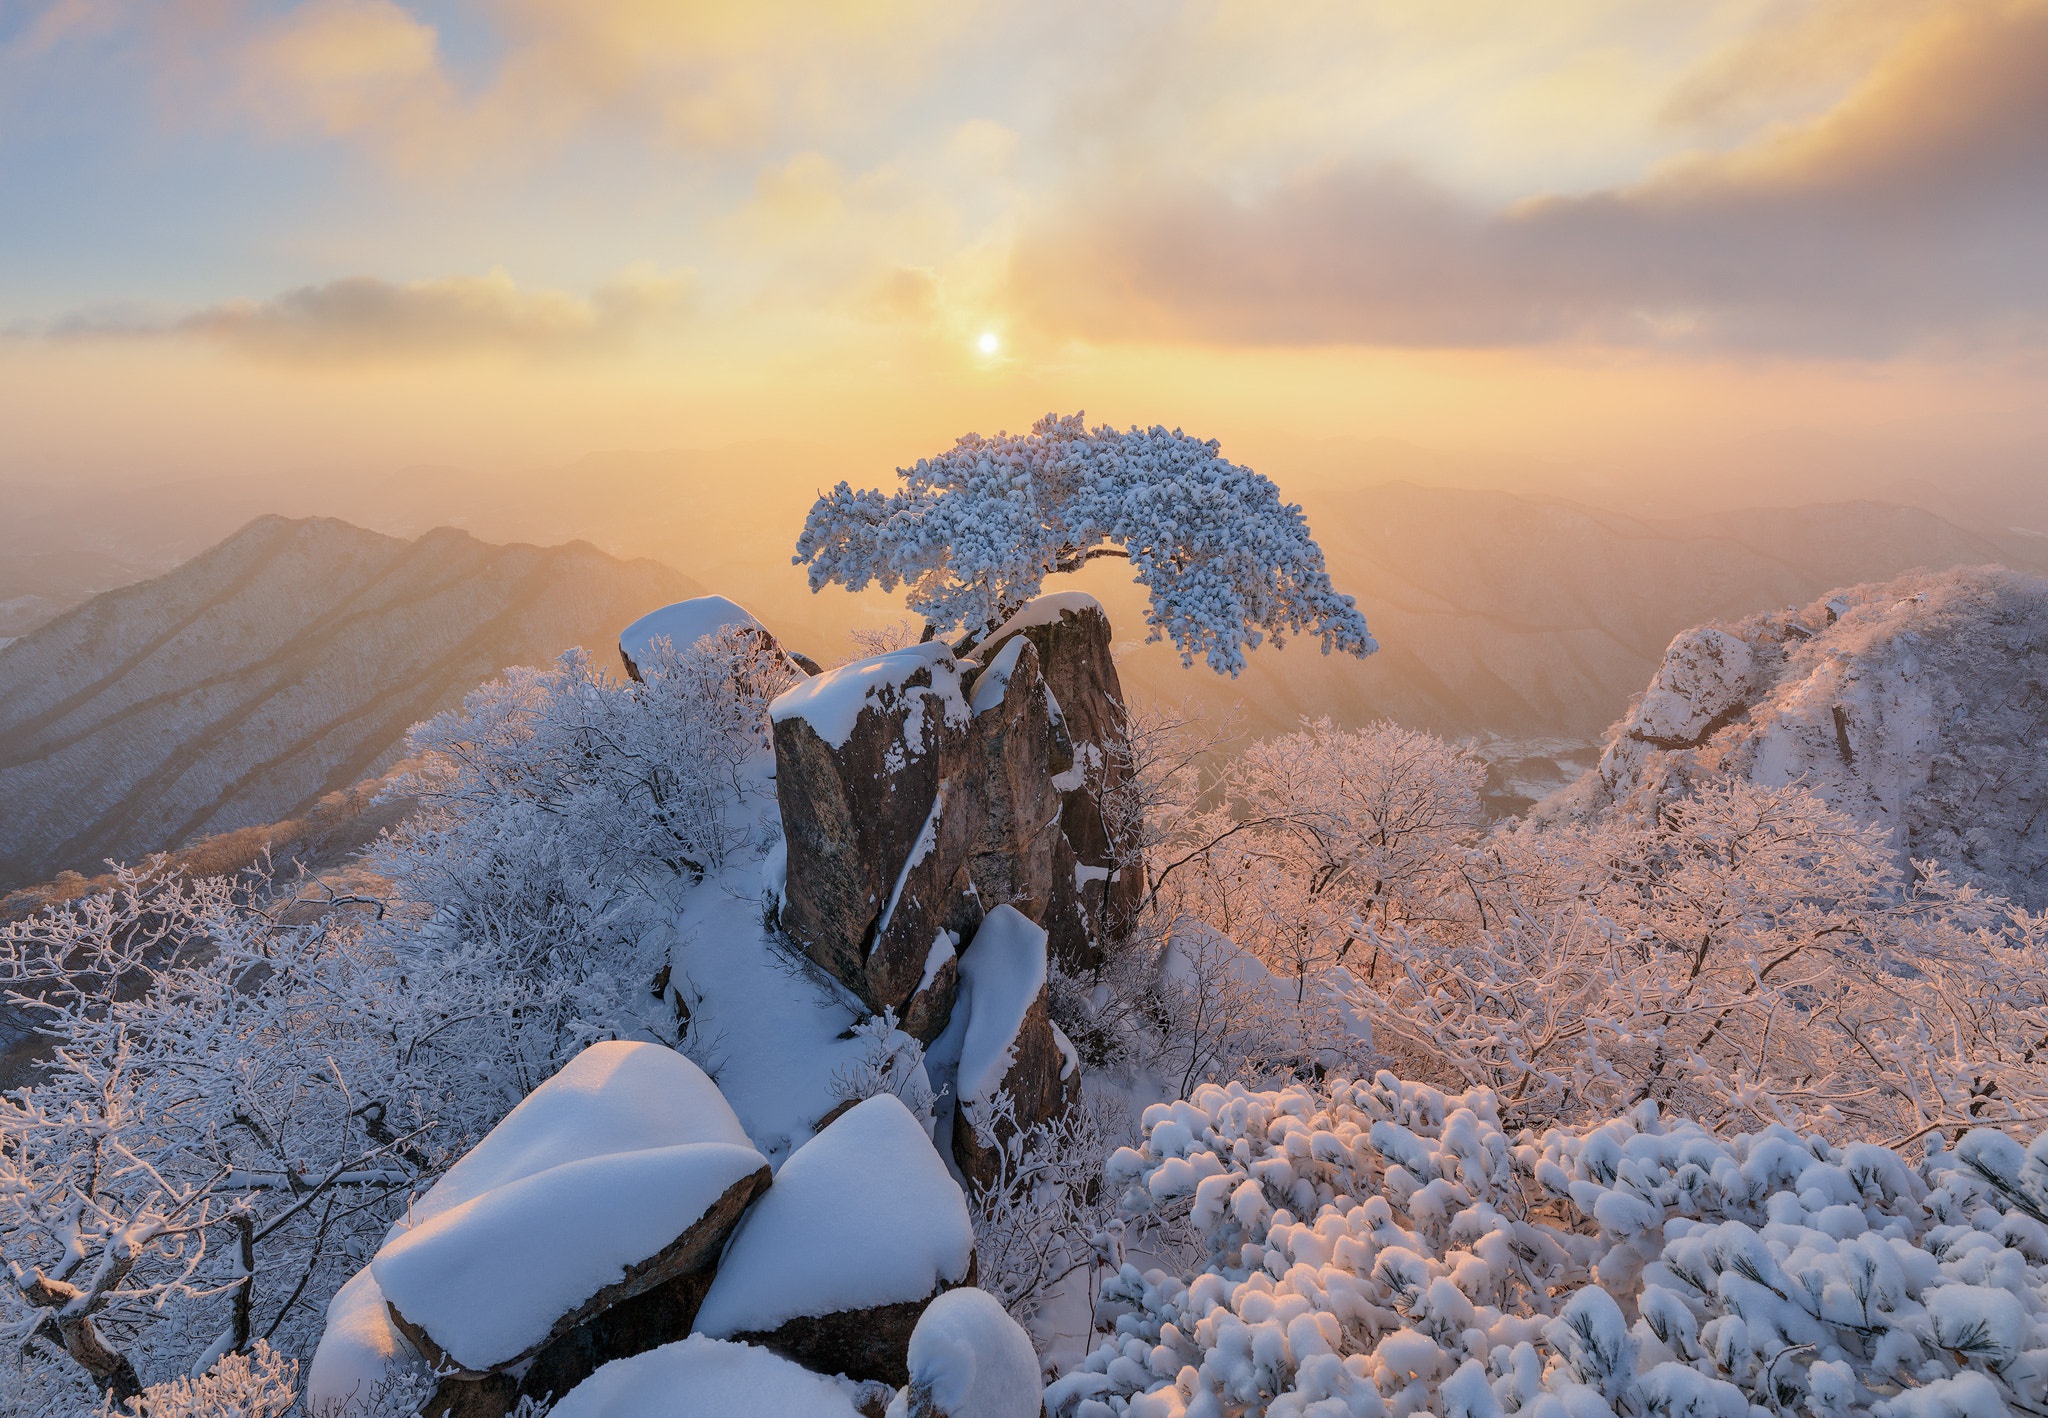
[619,595,774,682]
[949,907,1083,1193]
[770,644,981,1035]
[1552,567,2048,905]
[693,1095,978,1387]
[976,595,1143,946]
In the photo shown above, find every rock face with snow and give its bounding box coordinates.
[1559,567,2048,902]
[308,1043,768,1418]
[771,643,982,1037]
[949,907,1082,1192]
[976,595,1143,944]
[769,593,1143,1048]
[693,1094,977,1387]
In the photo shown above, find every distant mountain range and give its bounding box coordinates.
[1,461,2040,886]
[0,516,699,890]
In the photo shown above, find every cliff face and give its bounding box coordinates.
[1552,565,2048,903]
[0,515,700,889]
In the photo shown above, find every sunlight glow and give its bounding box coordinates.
[977,331,1000,355]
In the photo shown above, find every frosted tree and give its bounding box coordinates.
[793,412,1375,674]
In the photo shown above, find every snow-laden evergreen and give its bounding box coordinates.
[793,412,1375,674]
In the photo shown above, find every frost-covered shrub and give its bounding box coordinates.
[828,1009,938,1128]
[794,412,1374,674]
[371,626,794,1106]
[1047,1073,2048,1418]
[106,1341,297,1417]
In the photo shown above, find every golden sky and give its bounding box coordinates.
[1,0,2043,493]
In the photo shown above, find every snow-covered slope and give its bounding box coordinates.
[1554,566,2048,902]
[0,515,701,889]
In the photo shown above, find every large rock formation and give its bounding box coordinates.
[975,595,1145,943]
[768,593,1142,1047]
[1549,567,2048,904]
[770,643,980,1036]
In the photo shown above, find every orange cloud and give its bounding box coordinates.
[1009,0,2048,353]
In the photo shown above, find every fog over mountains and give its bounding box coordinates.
[0,516,698,891]
[0,451,2040,887]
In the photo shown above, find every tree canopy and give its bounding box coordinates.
[793,412,1376,674]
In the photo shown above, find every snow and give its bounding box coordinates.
[953,905,1049,1106]
[885,1287,1041,1418]
[417,1041,751,1224]
[309,1041,754,1400]
[970,632,1031,714]
[619,596,767,676]
[372,1141,766,1371]
[303,1267,428,1413]
[920,931,958,993]
[692,1094,974,1339]
[768,641,966,750]
[550,1335,867,1418]
[984,592,1105,647]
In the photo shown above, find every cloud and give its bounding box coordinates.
[1009,0,2048,354]
[43,266,695,361]
[227,0,958,169]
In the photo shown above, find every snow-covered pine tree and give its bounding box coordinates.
[792,412,1376,674]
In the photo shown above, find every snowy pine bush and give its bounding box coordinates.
[1048,1074,2048,1418]
[793,412,1375,673]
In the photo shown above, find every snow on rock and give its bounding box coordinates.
[693,1093,975,1384]
[983,591,1107,645]
[550,1335,869,1418]
[620,596,769,681]
[955,905,1050,1108]
[886,1287,1042,1418]
[303,1267,428,1414]
[951,905,1081,1190]
[372,1140,769,1372]
[308,1042,762,1408]
[1558,567,2048,904]
[770,641,968,751]
[422,1041,751,1219]
[970,633,1032,715]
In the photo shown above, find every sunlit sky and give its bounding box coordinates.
[2,0,2044,490]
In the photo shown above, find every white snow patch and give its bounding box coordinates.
[620,597,766,675]
[954,905,1048,1107]
[693,1094,973,1339]
[970,634,1029,715]
[419,1041,749,1221]
[769,641,965,750]
[919,931,958,993]
[873,782,948,950]
[551,1335,866,1418]
[373,1141,766,1371]
[303,1267,428,1413]
[884,1287,1041,1418]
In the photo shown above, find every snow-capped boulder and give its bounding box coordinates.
[309,1043,768,1418]
[885,1287,1041,1418]
[693,1094,976,1386]
[771,643,981,1037]
[550,1335,872,1418]
[1563,567,2048,902]
[619,595,774,682]
[976,594,1142,945]
[950,906,1082,1192]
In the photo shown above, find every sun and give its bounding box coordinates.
[977,331,1000,355]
